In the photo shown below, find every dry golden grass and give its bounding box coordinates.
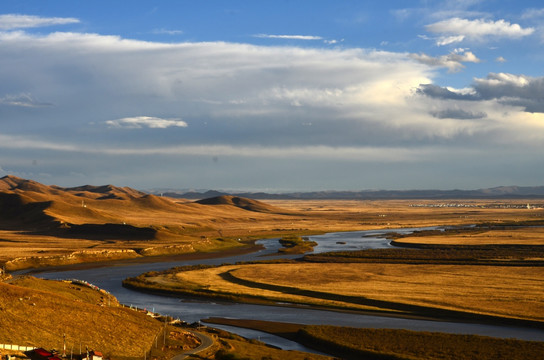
[395,227,544,245]
[3,197,543,265]
[151,262,544,322]
[230,263,544,321]
[0,277,162,358]
[143,268,388,313]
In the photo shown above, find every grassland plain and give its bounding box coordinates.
[2,176,544,271]
[391,226,544,245]
[125,258,544,324]
[3,176,544,359]
[124,219,544,326]
[124,230,544,359]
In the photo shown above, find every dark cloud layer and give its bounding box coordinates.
[430,109,487,120]
[417,84,479,101]
[418,73,544,113]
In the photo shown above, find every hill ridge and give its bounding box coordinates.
[171,186,544,200]
[0,176,291,241]
[195,195,286,213]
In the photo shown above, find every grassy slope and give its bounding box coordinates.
[204,318,544,360]
[0,277,162,359]
[0,177,302,267]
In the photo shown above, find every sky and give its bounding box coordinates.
[0,0,543,191]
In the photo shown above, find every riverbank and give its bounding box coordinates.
[204,318,544,360]
[14,242,265,275]
[122,261,544,329]
[30,227,544,357]
[122,229,544,330]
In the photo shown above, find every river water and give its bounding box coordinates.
[27,227,544,351]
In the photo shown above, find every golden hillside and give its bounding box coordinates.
[0,176,306,269]
[0,277,162,358]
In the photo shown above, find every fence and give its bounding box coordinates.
[0,344,36,351]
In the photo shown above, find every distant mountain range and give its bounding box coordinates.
[150,186,544,200]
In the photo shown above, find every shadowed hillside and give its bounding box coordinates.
[0,176,291,237]
[65,183,147,200]
[0,192,55,228]
[196,195,289,213]
[0,175,302,269]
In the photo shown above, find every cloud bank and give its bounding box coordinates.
[106,116,188,129]
[254,34,323,40]
[0,14,79,30]
[418,73,544,113]
[410,49,480,72]
[425,17,534,42]
[0,13,542,190]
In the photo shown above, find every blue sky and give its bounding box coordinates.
[0,1,543,191]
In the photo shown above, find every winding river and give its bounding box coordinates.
[24,227,544,351]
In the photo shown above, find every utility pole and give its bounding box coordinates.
[163,316,167,346]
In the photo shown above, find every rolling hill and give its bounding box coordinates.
[3,175,543,271]
[0,175,300,269]
[0,175,285,236]
[195,195,288,213]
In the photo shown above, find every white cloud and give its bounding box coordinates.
[425,17,534,42]
[0,131,465,163]
[152,28,183,35]
[419,33,467,46]
[521,8,544,19]
[0,133,80,152]
[435,35,465,46]
[254,34,323,40]
[106,116,188,129]
[0,93,52,107]
[496,56,506,63]
[0,14,79,30]
[410,50,480,72]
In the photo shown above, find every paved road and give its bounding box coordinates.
[171,330,214,360]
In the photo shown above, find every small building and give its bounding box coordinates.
[81,351,102,360]
[25,348,62,360]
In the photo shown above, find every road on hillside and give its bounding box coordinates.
[171,330,214,360]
